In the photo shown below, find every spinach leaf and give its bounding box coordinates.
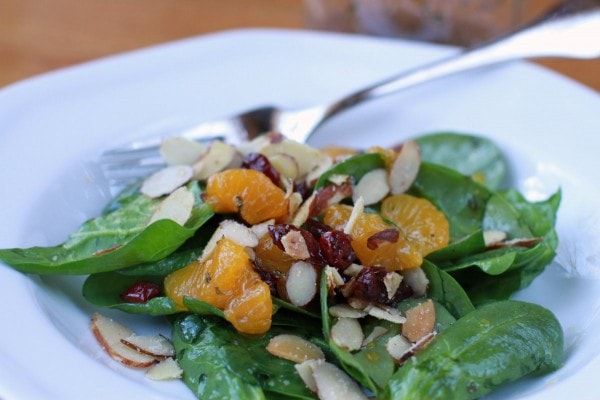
[410,162,492,241]
[314,153,385,189]
[426,230,486,263]
[0,182,214,275]
[415,132,507,189]
[172,314,321,400]
[82,272,180,315]
[422,260,475,319]
[443,189,560,304]
[382,300,563,400]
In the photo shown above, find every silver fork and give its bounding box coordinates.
[101,0,600,187]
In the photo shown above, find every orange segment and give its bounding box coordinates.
[323,204,422,270]
[380,194,449,256]
[164,238,272,335]
[204,169,289,224]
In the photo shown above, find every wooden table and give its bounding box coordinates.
[1,0,598,91]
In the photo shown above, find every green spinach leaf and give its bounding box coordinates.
[382,300,563,400]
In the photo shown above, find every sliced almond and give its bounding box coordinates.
[330,317,364,351]
[327,174,350,186]
[280,230,311,260]
[250,219,275,239]
[148,186,194,226]
[159,136,206,166]
[295,359,321,392]
[266,334,325,363]
[365,304,407,324]
[287,192,304,223]
[220,219,259,248]
[286,261,318,307]
[121,334,175,358]
[347,297,370,310]
[329,304,367,319]
[311,360,369,400]
[483,230,507,247]
[385,334,412,360]
[261,139,327,178]
[383,272,403,300]
[389,140,420,195]
[402,267,429,297]
[344,196,365,235]
[291,192,316,227]
[343,263,364,277]
[305,157,334,185]
[198,227,225,262]
[402,299,436,343]
[363,326,389,347]
[91,313,157,368]
[145,357,183,380]
[192,140,240,180]
[352,168,390,206]
[141,165,193,198]
[324,266,345,292]
[236,132,279,156]
[488,237,542,249]
[267,153,300,181]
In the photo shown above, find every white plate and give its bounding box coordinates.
[0,29,599,400]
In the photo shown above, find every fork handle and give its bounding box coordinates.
[320,0,600,127]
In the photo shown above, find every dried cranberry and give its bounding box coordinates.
[242,152,281,186]
[348,267,414,306]
[268,224,326,266]
[366,229,400,250]
[303,218,331,239]
[120,281,162,304]
[310,183,353,217]
[320,230,355,271]
[350,266,389,304]
[293,180,312,201]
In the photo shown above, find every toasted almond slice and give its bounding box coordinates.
[385,334,412,360]
[344,196,365,235]
[281,230,311,260]
[267,153,300,180]
[329,304,367,319]
[261,140,327,178]
[402,299,436,343]
[343,263,364,277]
[159,136,207,166]
[198,227,225,262]
[266,334,325,363]
[91,313,157,368]
[352,168,390,206]
[291,192,316,227]
[488,237,542,249]
[237,133,275,155]
[330,317,364,351]
[121,334,175,358]
[365,304,407,324]
[287,192,304,222]
[483,230,508,247]
[383,272,403,300]
[347,297,370,310]
[305,157,334,184]
[311,360,369,400]
[192,140,240,180]
[148,186,194,226]
[324,266,345,291]
[220,219,259,248]
[141,165,193,198]
[286,261,318,307]
[327,174,350,186]
[363,326,389,347]
[250,219,275,239]
[295,359,321,392]
[402,267,429,297]
[145,357,183,380]
[389,140,420,195]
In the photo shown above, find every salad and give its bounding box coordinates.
[0,131,563,399]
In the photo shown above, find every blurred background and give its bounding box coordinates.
[0,0,598,90]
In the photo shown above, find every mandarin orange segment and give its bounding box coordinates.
[254,234,296,275]
[380,194,449,256]
[204,169,289,225]
[323,204,422,271]
[164,238,273,334]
